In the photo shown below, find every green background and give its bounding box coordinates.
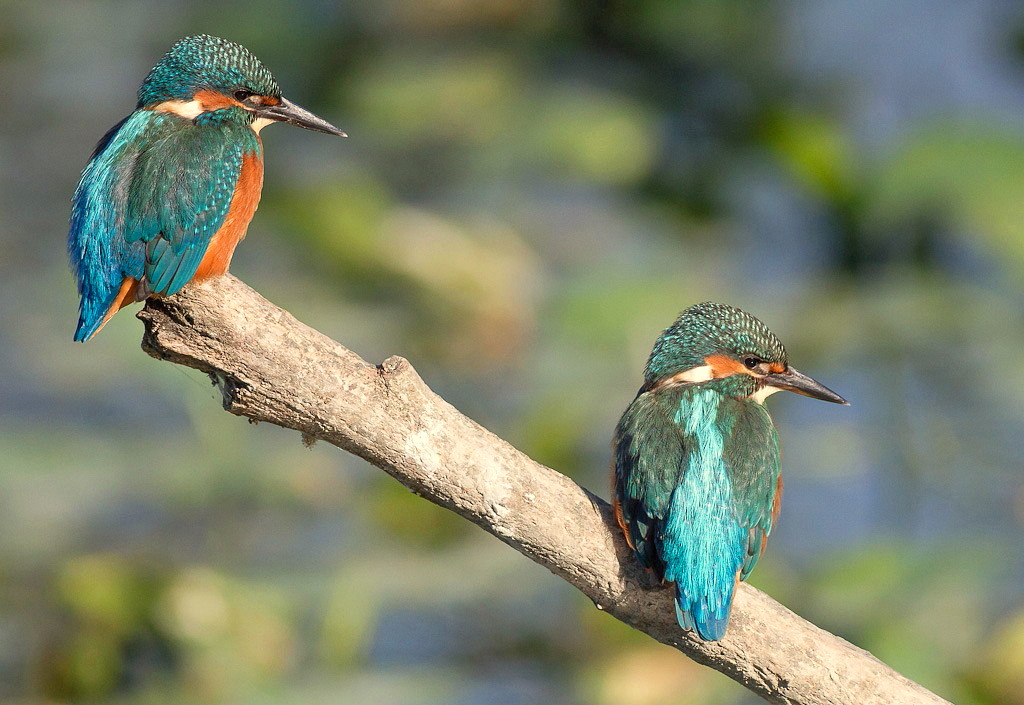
[2,1,1023,703]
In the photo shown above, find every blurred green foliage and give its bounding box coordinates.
[2,0,1024,703]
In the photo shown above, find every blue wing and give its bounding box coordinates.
[68,110,253,341]
[720,396,782,580]
[657,388,745,641]
[614,388,685,574]
[614,387,779,641]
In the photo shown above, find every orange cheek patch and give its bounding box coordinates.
[193,89,242,111]
[704,353,750,378]
[768,362,785,373]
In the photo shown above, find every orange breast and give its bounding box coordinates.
[86,150,264,341]
[758,475,784,559]
[193,150,265,281]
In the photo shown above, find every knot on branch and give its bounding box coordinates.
[378,354,411,378]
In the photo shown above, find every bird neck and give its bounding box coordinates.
[704,374,759,400]
[647,371,758,402]
[139,110,264,162]
[193,105,254,128]
[656,377,767,440]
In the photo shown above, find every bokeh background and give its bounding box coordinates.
[2,1,1024,703]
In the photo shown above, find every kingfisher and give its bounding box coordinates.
[68,34,345,341]
[613,302,847,641]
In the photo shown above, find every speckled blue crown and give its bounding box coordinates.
[644,302,787,384]
[137,35,281,107]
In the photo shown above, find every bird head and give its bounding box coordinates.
[136,35,345,136]
[643,302,847,405]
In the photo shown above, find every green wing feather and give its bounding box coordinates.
[120,112,259,296]
[720,397,782,579]
[614,389,686,574]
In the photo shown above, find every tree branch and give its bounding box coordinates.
[137,275,949,705]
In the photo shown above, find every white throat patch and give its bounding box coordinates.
[251,117,274,134]
[750,385,782,404]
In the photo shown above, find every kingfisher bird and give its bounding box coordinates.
[613,302,847,641]
[68,34,345,341]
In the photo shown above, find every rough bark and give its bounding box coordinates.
[137,275,950,705]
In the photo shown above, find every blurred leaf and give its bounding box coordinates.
[763,110,857,202]
[274,173,394,286]
[377,0,559,34]
[158,567,296,698]
[44,627,121,698]
[623,0,778,66]
[972,606,1024,705]
[378,208,543,365]
[808,540,999,695]
[518,392,591,472]
[319,570,381,668]
[590,644,739,705]
[534,89,659,185]
[59,555,156,635]
[869,122,1024,274]
[361,477,469,548]
[348,51,524,145]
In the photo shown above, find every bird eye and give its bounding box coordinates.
[743,357,760,370]
[234,89,254,102]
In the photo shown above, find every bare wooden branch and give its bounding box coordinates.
[138,275,950,705]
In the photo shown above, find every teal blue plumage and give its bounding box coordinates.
[614,302,846,641]
[68,110,258,340]
[68,34,345,342]
[615,377,780,640]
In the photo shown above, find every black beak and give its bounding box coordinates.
[257,96,347,136]
[764,366,849,405]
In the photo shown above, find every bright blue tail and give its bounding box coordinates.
[661,477,744,642]
[73,286,119,342]
[74,308,105,342]
[674,585,736,641]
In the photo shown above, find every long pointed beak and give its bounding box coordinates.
[257,96,347,136]
[764,366,849,405]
